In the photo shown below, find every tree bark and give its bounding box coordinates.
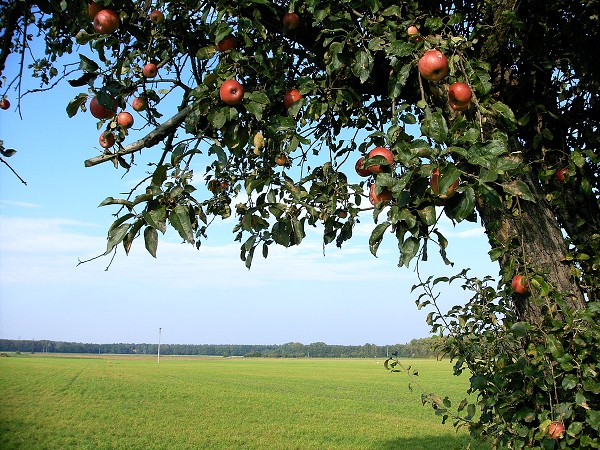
[475,168,587,323]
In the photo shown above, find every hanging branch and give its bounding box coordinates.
[83,103,194,167]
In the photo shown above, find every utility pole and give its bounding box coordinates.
[157,327,162,364]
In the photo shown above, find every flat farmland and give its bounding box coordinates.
[0,355,481,449]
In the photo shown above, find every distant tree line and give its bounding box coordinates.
[0,337,439,358]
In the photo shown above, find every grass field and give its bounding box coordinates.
[0,355,484,449]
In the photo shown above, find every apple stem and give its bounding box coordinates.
[418,72,427,105]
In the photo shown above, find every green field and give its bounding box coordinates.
[0,355,483,449]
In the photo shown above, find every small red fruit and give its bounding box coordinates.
[418,49,449,81]
[369,183,393,205]
[149,10,164,24]
[367,147,394,174]
[430,168,459,198]
[93,9,119,35]
[449,82,473,109]
[355,157,371,177]
[511,275,529,295]
[548,422,565,440]
[0,98,10,110]
[87,2,103,20]
[219,79,244,105]
[89,95,116,119]
[131,97,147,112]
[143,63,158,78]
[283,89,302,109]
[282,12,300,30]
[407,25,419,36]
[117,111,134,128]
[275,154,288,166]
[99,131,115,148]
[555,168,568,182]
[216,35,237,52]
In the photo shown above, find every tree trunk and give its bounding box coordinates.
[476,169,587,323]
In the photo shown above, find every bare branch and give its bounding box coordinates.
[83,103,194,168]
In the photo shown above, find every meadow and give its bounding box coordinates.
[0,355,484,449]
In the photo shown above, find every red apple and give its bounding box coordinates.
[418,49,449,81]
[219,79,244,105]
[89,95,116,119]
[355,157,371,177]
[117,111,134,128]
[282,12,300,30]
[149,10,164,24]
[407,25,419,36]
[449,82,472,109]
[143,63,158,78]
[216,35,237,52]
[449,101,470,112]
[511,275,529,295]
[131,97,147,112]
[99,131,115,148]
[0,98,10,110]
[369,183,393,205]
[548,422,565,440]
[366,147,394,174]
[87,2,103,20]
[275,153,288,166]
[555,168,568,182]
[430,168,459,198]
[283,89,302,109]
[93,9,119,35]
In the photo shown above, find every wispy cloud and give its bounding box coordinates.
[0,200,42,208]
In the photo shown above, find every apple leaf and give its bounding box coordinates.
[272,220,291,247]
[143,206,167,234]
[369,221,391,256]
[352,49,374,84]
[502,180,536,202]
[449,186,476,222]
[169,204,194,243]
[104,223,130,256]
[66,93,88,118]
[68,72,97,87]
[421,108,448,144]
[78,54,99,73]
[399,236,420,268]
[97,197,134,209]
[492,102,517,131]
[144,226,158,258]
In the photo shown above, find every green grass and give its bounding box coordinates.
[0,355,484,449]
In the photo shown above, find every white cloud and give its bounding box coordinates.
[0,200,42,208]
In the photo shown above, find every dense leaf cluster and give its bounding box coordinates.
[1,0,599,448]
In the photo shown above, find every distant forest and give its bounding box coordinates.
[0,337,439,358]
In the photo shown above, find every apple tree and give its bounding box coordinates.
[1,0,599,447]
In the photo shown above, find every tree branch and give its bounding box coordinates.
[83,103,194,167]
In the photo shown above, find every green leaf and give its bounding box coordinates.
[144,226,158,258]
[151,165,169,188]
[399,236,420,267]
[272,221,291,247]
[169,205,194,243]
[104,223,130,255]
[352,49,374,84]
[143,206,167,234]
[67,72,97,87]
[208,144,228,166]
[502,180,536,202]
[78,54,99,73]
[492,102,517,131]
[449,186,476,222]
[369,222,391,256]
[98,197,134,209]
[66,93,88,118]
[421,108,448,143]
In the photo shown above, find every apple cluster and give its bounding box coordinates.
[85,2,165,150]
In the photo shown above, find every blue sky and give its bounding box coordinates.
[0,48,499,347]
